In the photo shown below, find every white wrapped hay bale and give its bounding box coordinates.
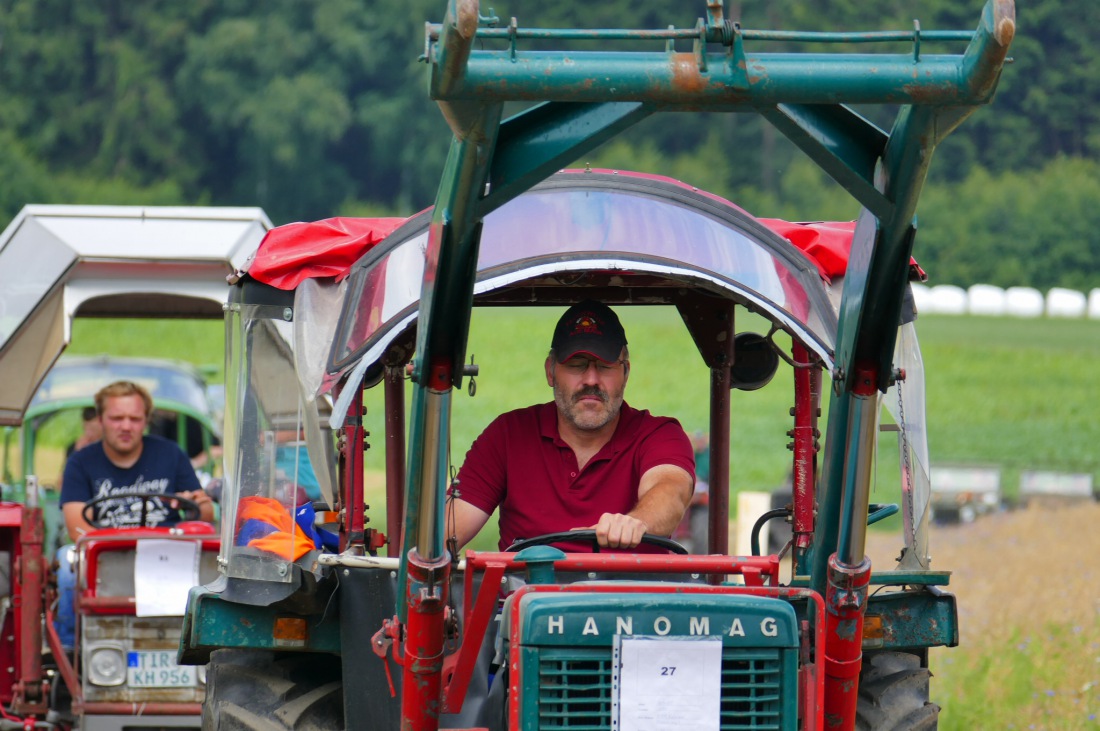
[1088,289,1100,320]
[910,282,932,314]
[1004,287,1044,318]
[1046,287,1087,318]
[928,284,967,315]
[967,284,1006,316]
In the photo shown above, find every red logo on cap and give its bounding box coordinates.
[571,315,602,335]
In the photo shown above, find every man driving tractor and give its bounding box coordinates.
[445,301,696,552]
[60,380,215,540]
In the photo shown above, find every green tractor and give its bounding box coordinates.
[180,1,1015,728]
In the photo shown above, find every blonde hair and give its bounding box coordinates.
[95,381,154,419]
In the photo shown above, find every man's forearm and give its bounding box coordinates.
[628,481,691,536]
[62,502,94,542]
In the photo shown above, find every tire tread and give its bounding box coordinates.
[202,649,344,731]
[855,651,940,731]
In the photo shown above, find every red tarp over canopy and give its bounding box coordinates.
[761,218,926,282]
[760,219,858,280]
[248,216,406,290]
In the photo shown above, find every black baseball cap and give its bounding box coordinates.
[551,300,627,363]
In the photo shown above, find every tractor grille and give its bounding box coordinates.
[538,652,613,731]
[537,647,784,731]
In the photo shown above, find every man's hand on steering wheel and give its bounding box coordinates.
[590,512,648,549]
[506,529,688,555]
[175,489,214,520]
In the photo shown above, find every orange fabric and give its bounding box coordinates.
[235,496,314,561]
[237,496,294,528]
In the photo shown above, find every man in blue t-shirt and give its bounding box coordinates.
[60,380,215,541]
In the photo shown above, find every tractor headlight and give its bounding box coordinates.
[87,646,126,687]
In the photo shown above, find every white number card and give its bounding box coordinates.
[613,635,722,731]
[134,539,199,617]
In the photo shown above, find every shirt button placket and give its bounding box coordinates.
[563,450,579,485]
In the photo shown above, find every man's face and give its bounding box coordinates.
[99,394,147,458]
[546,350,628,431]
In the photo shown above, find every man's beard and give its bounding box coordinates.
[553,380,624,431]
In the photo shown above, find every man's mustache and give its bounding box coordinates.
[572,386,608,404]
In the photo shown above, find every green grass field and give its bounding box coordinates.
[918,316,1100,492]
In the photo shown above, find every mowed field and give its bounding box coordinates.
[68,309,1100,727]
[866,503,1100,730]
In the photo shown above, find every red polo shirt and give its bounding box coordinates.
[453,401,695,552]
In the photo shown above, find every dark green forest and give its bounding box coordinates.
[1,0,1097,290]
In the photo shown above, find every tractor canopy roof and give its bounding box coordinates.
[247,171,861,419]
[0,205,272,425]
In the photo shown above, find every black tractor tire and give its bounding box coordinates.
[202,649,344,730]
[855,651,940,730]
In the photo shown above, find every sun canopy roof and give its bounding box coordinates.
[0,205,272,425]
[324,172,843,412]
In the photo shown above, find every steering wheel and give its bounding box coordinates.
[81,491,202,529]
[506,529,689,555]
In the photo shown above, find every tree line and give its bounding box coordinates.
[0,0,1096,290]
